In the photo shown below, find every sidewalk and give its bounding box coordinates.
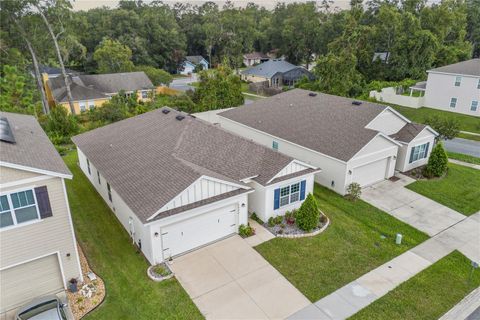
[289,212,480,320]
[449,159,480,170]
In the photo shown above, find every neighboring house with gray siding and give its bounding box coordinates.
[0,112,82,315]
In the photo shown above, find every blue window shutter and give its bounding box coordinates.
[409,147,415,163]
[274,188,280,210]
[35,186,52,219]
[300,180,306,200]
[424,142,430,158]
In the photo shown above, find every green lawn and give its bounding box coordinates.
[63,151,202,319]
[350,251,480,320]
[390,105,480,134]
[255,184,429,302]
[406,163,480,216]
[457,132,480,141]
[448,152,480,165]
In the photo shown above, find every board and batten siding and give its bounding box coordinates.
[0,166,81,290]
[218,116,349,194]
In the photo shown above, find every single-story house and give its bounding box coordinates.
[218,89,438,195]
[179,55,209,75]
[0,112,82,314]
[44,71,155,114]
[241,59,314,87]
[72,108,318,264]
[243,52,270,67]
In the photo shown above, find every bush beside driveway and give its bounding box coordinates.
[255,184,429,302]
[63,151,202,320]
[406,163,480,216]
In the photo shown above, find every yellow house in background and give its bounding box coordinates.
[43,71,156,114]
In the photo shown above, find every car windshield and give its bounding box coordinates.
[18,300,60,320]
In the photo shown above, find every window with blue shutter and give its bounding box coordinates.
[300,180,306,200]
[410,142,430,163]
[274,188,280,210]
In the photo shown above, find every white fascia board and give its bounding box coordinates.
[424,125,439,137]
[144,189,254,227]
[266,159,319,184]
[146,175,251,222]
[0,161,72,180]
[349,133,401,161]
[218,116,347,164]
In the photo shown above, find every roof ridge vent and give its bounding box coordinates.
[352,100,362,105]
[176,115,185,121]
[0,116,15,144]
[308,92,317,97]
[162,109,170,114]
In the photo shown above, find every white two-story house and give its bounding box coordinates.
[0,112,82,315]
[424,58,480,116]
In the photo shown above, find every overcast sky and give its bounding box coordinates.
[71,0,353,11]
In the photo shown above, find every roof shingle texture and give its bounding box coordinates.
[48,72,154,102]
[428,59,480,77]
[186,56,207,64]
[219,89,387,161]
[244,52,269,60]
[390,123,426,143]
[72,108,300,223]
[0,112,71,176]
[241,60,300,78]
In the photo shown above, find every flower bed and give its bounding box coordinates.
[263,209,329,238]
[67,245,105,319]
[147,263,174,282]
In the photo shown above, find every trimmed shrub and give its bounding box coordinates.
[346,182,362,201]
[250,212,264,224]
[424,142,448,177]
[296,193,320,232]
[239,224,255,238]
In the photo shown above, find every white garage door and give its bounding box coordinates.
[161,204,238,259]
[0,254,64,312]
[352,158,389,187]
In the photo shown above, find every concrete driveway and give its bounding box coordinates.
[361,174,465,236]
[168,235,310,320]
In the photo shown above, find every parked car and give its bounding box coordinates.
[15,295,71,320]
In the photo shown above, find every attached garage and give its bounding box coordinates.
[352,158,389,187]
[161,204,238,260]
[0,254,64,312]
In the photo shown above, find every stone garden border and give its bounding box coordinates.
[147,263,174,282]
[275,211,330,239]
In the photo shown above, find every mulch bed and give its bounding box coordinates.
[67,245,105,319]
[263,212,328,237]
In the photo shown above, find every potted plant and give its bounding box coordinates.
[69,278,78,293]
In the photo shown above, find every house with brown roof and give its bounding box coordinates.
[0,112,82,314]
[217,89,438,195]
[72,108,318,264]
[44,71,155,114]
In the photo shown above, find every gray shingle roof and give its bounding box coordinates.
[241,60,300,78]
[219,89,388,162]
[48,72,155,102]
[0,112,71,177]
[244,52,269,60]
[186,56,207,65]
[72,108,312,223]
[428,59,480,77]
[390,123,426,143]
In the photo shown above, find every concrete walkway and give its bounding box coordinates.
[450,159,480,170]
[289,212,480,320]
[361,174,465,236]
[169,235,310,320]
